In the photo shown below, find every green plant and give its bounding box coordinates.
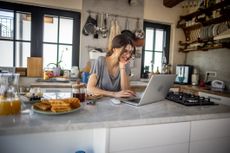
[46,48,68,68]
[47,60,62,68]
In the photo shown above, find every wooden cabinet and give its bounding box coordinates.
[177,1,230,52]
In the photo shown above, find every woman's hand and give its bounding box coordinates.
[113,90,136,98]
[119,58,130,69]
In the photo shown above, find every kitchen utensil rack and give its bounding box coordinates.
[87,10,139,20]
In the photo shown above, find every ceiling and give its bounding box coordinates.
[163,0,185,8]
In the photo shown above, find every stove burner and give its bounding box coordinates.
[166,92,216,106]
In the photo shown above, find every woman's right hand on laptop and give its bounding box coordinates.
[114,90,136,98]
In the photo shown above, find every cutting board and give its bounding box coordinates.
[27,57,43,77]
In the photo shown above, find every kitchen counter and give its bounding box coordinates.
[177,85,230,98]
[30,80,230,98]
[1,96,230,136]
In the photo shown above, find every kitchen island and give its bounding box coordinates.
[0,94,230,153]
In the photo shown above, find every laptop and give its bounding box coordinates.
[120,74,176,106]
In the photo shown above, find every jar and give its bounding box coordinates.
[0,73,21,115]
[72,81,86,102]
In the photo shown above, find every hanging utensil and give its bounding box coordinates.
[83,12,97,36]
[93,13,99,39]
[100,13,108,38]
[134,18,144,39]
[133,18,145,47]
[121,18,135,41]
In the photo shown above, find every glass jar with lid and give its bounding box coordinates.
[72,80,86,102]
[0,73,21,115]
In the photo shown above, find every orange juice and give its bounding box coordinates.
[0,99,21,115]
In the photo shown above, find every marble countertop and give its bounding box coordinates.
[1,96,230,136]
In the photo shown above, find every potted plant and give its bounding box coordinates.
[46,48,68,77]
[47,61,62,77]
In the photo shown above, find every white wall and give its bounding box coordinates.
[144,0,186,73]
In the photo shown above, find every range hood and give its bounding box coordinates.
[214,29,230,40]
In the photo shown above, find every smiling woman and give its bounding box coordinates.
[87,34,136,98]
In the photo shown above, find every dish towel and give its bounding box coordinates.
[107,19,120,51]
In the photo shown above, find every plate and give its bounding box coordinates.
[32,105,81,115]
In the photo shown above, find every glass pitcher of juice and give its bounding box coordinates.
[0,73,21,115]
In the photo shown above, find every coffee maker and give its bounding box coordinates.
[175,65,193,84]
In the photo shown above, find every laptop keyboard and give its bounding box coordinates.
[120,97,141,103]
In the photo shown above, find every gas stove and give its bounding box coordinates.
[166,91,216,106]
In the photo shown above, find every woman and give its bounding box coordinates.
[87,34,136,98]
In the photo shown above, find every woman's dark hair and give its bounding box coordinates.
[106,34,136,57]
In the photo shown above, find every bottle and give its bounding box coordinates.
[192,68,199,86]
[155,67,160,74]
[81,71,90,84]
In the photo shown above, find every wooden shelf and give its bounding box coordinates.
[177,1,230,52]
[177,14,229,29]
[179,1,229,21]
[179,45,223,53]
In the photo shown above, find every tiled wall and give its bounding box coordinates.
[186,48,230,90]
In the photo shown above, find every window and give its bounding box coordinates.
[0,1,80,69]
[0,9,31,67]
[141,21,170,77]
[43,15,73,69]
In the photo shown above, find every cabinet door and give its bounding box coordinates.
[109,122,190,153]
[0,130,94,153]
[109,143,189,153]
[190,118,230,153]
[190,137,230,153]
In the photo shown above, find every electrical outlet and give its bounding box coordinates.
[206,71,217,77]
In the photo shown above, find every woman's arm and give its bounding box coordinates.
[119,67,130,90]
[87,73,135,98]
[87,73,114,97]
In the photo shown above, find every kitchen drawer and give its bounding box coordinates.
[111,143,189,153]
[199,92,230,106]
[109,122,190,153]
[190,137,230,153]
[190,118,230,141]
